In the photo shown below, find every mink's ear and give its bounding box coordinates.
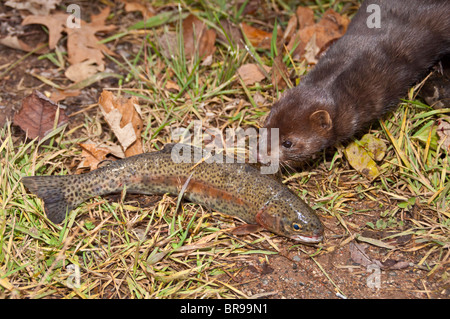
[310,110,332,132]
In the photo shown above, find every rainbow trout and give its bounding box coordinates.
[22,144,323,243]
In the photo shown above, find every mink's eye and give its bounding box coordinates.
[282,140,292,148]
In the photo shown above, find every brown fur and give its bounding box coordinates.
[263,0,450,164]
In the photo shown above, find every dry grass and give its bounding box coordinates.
[0,0,449,299]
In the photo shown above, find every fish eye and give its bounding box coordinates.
[292,223,301,231]
[282,140,293,148]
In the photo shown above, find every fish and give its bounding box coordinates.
[21,143,324,243]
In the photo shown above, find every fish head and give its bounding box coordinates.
[256,197,324,244]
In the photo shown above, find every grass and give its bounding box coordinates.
[0,133,268,298]
[1,0,449,298]
[0,126,279,298]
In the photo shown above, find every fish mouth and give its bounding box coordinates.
[290,234,323,244]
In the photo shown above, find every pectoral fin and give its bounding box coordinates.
[255,206,276,230]
[229,224,262,236]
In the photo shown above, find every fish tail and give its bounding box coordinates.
[21,175,81,224]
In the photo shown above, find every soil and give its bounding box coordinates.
[1,3,448,300]
[235,218,448,299]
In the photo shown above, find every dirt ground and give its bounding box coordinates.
[236,216,446,299]
[1,3,449,300]
[222,174,448,299]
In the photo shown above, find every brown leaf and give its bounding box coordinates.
[22,7,116,82]
[49,89,81,103]
[78,142,111,171]
[98,91,143,157]
[303,33,320,65]
[65,7,116,66]
[380,259,410,270]
[237,63,271,86]
[296,6,315,29]
[22,13,67,50]
[349,242,374,267]
[165,80,180,92]
[288,25,329,60]
[64,59,105,83]
[120,0,155,19]
[283,15,298,43]
[95,141,126,159]
[5,0,61,16]
[288,8,349,61]
[183,14,216,60]
[13,90,68,140]
[317,9,350,34]
[0,35,43,52]
[240,22,272,49]
[350,242,411,270]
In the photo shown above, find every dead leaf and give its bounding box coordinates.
[120,0,155,19]
[350,242,411,270]
[240,22,272,49]
[381,260,411,270]
[96,141,126,159]
[49,89,81,103]
[5,0,61,15]
[98,91,143,157]
[0,35,39,52]
[349,242,375,267]
[253,92,266,105]
[283,15,298,43]
[21,7,116,82]
[78,142,111,171]
[296,6,315,29]
[22,13,67,50]
[13,90,68,140]
[437,120,450,152]
[281,7,314,45]
[344,134,386,180]
[237,63,271,85]
[183,14,216,60]
[360,133,387,161]
[201,54,213,67]
[65,7,116,66]
[317,9,349,34]
[288,8,349,61]
[165,80,180,92]
[303,33,320,65]
[64,59,105,83]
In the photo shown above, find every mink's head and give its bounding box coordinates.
[261,86,337,165]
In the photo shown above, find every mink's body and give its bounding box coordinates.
[263,0,450,164]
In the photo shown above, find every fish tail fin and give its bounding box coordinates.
[21,175,78,223]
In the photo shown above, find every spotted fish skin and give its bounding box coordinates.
[22,144,324,243]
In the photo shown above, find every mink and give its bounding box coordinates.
[263,0,450,165]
